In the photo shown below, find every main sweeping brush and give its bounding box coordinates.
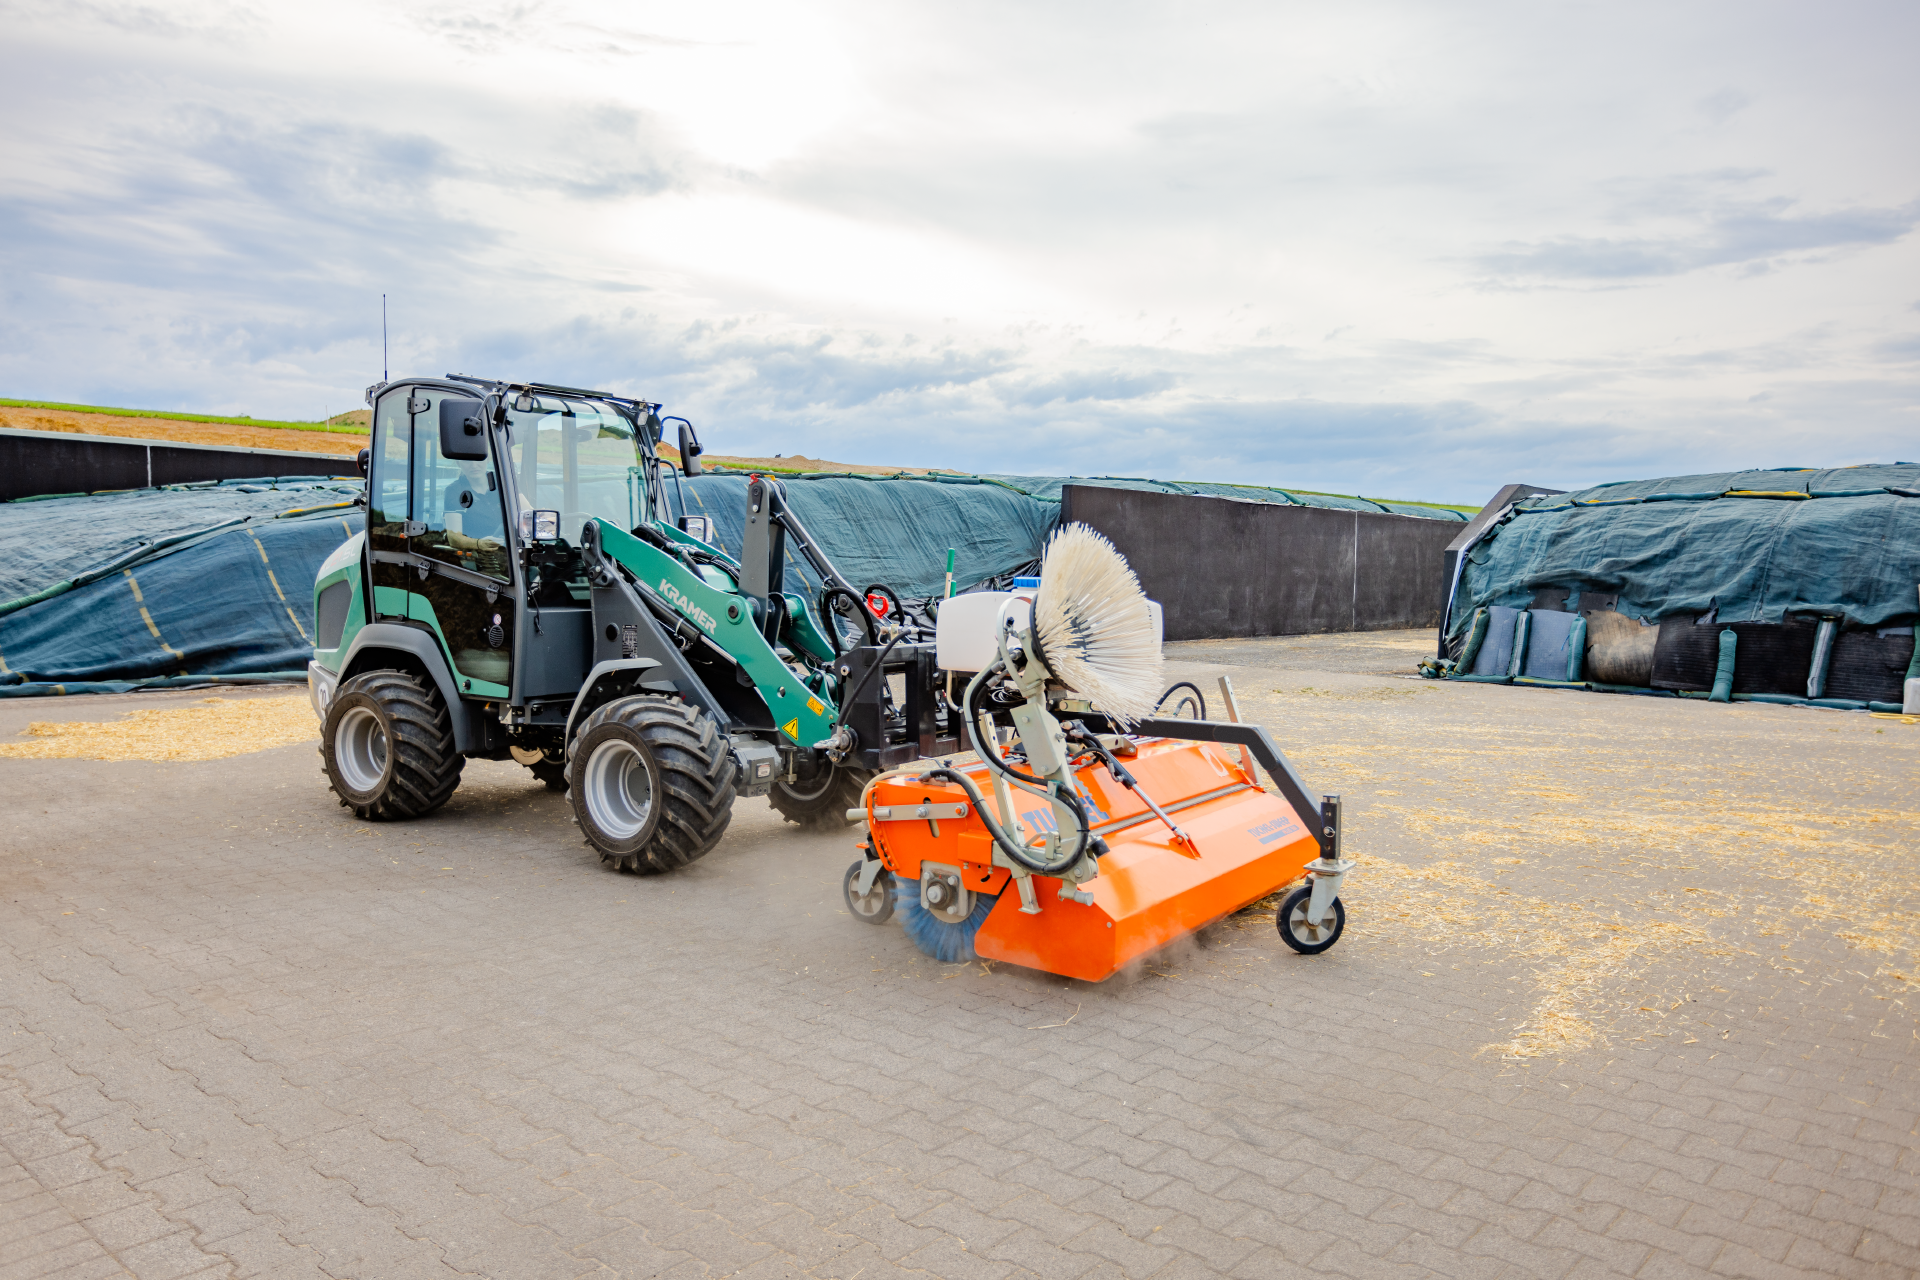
[1029,524,1164,724]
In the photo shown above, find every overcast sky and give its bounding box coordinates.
[3,1,1915,503]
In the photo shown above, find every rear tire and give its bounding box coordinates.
[570,696,735,874]
[321,671,463,820]
[770,762,872,827]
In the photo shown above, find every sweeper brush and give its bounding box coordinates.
[841,523,1354,980]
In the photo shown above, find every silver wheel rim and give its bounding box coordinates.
[583,739,654,841]
[334,706,388,793]
[1287,899,1336,946]
[848,872,889,917]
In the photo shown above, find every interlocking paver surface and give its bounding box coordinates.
[2,630,1915,1278]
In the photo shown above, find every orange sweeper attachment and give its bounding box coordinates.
[836,525,1354,981]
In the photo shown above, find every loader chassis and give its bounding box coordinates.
[309,375,964,870]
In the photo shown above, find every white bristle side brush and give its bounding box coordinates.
[1029,523,1164,724]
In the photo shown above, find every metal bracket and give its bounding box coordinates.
[1013,871,1041,915]
[871,803,969,822]
[1303,857,1354,927]
[1302,794,1348,925]
[918,861,972,924]
[855,855,887,896]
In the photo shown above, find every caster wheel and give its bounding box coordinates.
[1276,884,1344,954]
[843,860,895,924]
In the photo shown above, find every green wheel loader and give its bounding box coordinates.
[307,374,966,872]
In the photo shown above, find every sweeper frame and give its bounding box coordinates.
[841,544,1356,981]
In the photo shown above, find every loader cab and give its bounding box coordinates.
[363,378,668,706]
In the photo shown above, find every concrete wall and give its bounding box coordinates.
[1060,483,1459,641]
[0,427,361,502]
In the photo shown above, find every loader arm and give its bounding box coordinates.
[583,517,842,750]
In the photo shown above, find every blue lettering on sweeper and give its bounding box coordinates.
[1248,814,1304,845]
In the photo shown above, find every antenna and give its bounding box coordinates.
[382,294,388,381]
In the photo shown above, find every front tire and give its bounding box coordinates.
[321,671,463,820]
[769,762,873,827]
[570,696,736,874]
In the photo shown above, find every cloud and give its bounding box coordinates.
[1472,192,1920,282]
[1695,87,1751,124]
[0,0,1916,507]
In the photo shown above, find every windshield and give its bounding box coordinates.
[503,395,644,545]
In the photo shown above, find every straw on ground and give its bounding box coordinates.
[0,695,317,761]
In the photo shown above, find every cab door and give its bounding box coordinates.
[366,387,421,621]
[367,384,518,698]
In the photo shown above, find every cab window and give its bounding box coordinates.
[504,395,642,546]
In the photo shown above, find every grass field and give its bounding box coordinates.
[0,397,367,435]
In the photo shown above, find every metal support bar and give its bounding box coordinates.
[1127,716,1331,855]
[872,803,969,821]
[1303,794,1352,926]
[1214,676,1258,779]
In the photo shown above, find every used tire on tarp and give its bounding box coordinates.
[1582,610,1656,686]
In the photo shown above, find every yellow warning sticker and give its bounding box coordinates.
[782,718,800,740]
[806,696,825,716]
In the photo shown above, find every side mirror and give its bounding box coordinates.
[520,509,560,541]
[438,397,489,461]
[677,421,704,477]
[355,447,370,478]
[679,514,714,543]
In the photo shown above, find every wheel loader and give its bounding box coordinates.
[307,373,1354,973]
[308,373,965,871]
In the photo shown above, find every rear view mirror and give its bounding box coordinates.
[438,397,489,461]
[356,447,370,478]
[679,514,714,543]
[522,509,560,541]
[677,421,704,477]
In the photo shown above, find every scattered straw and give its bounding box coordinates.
[0,695,318,762]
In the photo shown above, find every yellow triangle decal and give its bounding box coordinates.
[782,718,800,740]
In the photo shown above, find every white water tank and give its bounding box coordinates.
[935,590,1162,673]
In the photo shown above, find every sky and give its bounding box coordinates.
[2,1,1916,504]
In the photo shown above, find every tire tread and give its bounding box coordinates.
[321,671,463,821]
[571,696,736,874]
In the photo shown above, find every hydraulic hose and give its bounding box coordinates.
[954,662,1093,875]
[923,765,1090,876]
[962,660,1051,790]
[819,586,879,655]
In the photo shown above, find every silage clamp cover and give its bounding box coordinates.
[1449,463,1920,642]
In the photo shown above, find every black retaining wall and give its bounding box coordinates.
[1060,483,1458,641]
[1,427,361,502]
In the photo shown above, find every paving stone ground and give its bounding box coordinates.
[2,629,1916,1279]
